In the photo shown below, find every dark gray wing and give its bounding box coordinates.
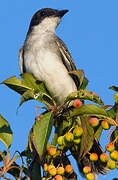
[55,36,80,88]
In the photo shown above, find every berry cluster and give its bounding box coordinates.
[82,148,118,180]
[41,100,118,180]
[57,126,83,151]
[105,143,118,169]
[42,123,83,179]
[42,147,74,179]
[80,116,118,179]
[89,117,110,130]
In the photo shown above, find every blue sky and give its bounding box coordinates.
[0,0,118,179]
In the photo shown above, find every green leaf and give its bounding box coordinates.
[70,104,118,126]
[109,86,118,92]
[79,77,88,90]
[109,86,118,104]
[79,116,94,159]
[65,90,104,106]
[70,104,108,117]
[1,76,28,95]
[19,89,55,108]
[94,125,103,141]
[107,105,117,119]
[21,73,49,94]
[2,73,55,107]
[1,73,48,95]
[31,112,53,159]
[114,92,118,104]
[0,114,13,148]
[19,89,34,107]
[110,128,118,150]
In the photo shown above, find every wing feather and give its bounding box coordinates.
[55,37,80,88]
[19,46,24,74]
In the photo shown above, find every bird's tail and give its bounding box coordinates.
[78,139,110,176]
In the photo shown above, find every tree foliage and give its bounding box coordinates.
[0,71,118,180]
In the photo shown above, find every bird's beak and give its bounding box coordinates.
[56,10,69,18]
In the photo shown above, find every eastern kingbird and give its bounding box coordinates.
[19,8,109,176]
[19,8,79,105]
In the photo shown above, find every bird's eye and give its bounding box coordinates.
[40,11,46,16]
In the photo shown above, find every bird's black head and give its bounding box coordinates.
[29,8,69,29]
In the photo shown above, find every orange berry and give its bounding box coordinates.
[48,165,55,171]
[89,118,99,127]
[48,165,56,176]
[101,121,110,130]
[105,143,115,152]
[43,163,48,172]
[90,153,98,161]
[65,132,74,142]
[54,175,63,180]
[83,166,91,174]
[48,148,56,156]
[86,173,95,180]
[65,164,73,173]
[100,153,109,163]
[73,99,83,108]
[56,167,65,175]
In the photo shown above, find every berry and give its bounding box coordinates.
[65,164,73,173]
[105,143,115,152]
[90,153,98,161]
[73,127,83,137]
[43,163,48,172]
[56,167,65,175]
[57,136,64,146]
[73,99,83,108]
[73,138,81,144]
[48,148,56,156]
[48,165,56,176]
[101,121,110,130]
[107,160,116,170]
[54,175,63,180]
[83,166,91,174]
[48,165,55,171]
[89,118,99,127]
[100,153,109,163]
[58,145,64,150]
[65,132,74,142]
[110,150,118,161]
[86,173,95,180]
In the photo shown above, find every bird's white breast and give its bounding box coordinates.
[23,32,77,105]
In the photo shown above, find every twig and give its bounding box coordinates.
[107,126,116,142]
[2,176,13,180]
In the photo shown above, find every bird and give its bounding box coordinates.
[19,8,79,106]
[19,8,109,176]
